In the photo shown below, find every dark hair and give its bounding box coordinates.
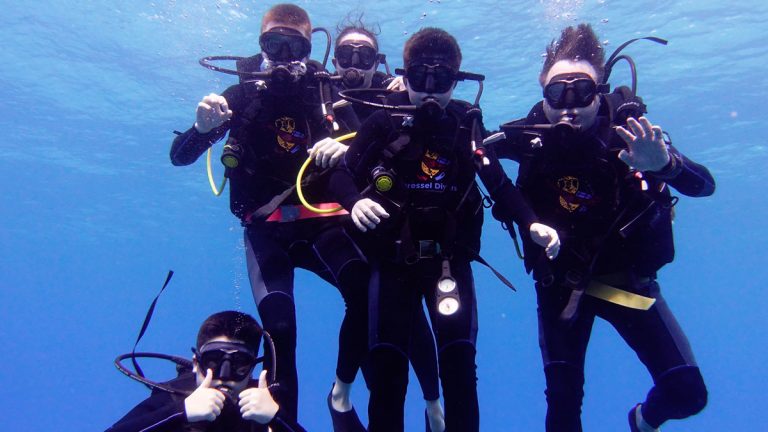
[540,23,604,86]
[261,3,312,38]
[196,311,263,352]
[336,12,380,51]
[403,27,462,71]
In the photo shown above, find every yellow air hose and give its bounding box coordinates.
[296,132,356,213]
[206,147,228,196]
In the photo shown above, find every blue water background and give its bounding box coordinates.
[1,1,766,430]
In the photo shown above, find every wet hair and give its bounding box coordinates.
[403,27,462,71]
[336,12,380,51]
[261,3,312,39]
[540,23,605,86]
[196,311,263,352]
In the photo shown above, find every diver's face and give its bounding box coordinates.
[404,59,457,109]
[542,60,600,130]
[333,32,378,89]
[193,336,255,395]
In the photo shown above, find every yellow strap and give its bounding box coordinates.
[585,281,656,310]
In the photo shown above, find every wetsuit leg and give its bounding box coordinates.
[422,258,479,432]
[367,260,420,432]
[311,223,371,385]
[408,304,441,402]
[535,281,596,432]
[600,279,707,428]
[245,226,300,422]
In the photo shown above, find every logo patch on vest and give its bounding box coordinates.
[557,175,597,213]
[418,150,450,181]
[274,116,305,153]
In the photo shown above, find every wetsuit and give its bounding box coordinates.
[490,97,715,432]
[331,92,537,432]
[170,70,368,423]
[105,373,305,432]
[332,74,442,406]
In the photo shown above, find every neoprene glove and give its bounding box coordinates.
[194,93,233,134]
[239,371,279,424]
[184,369,226,422]
[616,116,670,172]
[529,223,561,260]
[351,198,390,232]
[309,138,348,168]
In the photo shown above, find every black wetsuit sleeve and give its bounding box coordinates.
[105,392,187,432]
[330,110,391,210]
[647,145,716,197]
[477,136,538,229]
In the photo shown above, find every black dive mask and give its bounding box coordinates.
[341,68,365,88]
[335,43,377,69]
[259,29,311,63]
[405,64,456,94]
[194,341,259,382]
[544,73,598,109]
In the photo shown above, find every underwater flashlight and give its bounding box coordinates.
[436,259,460,316]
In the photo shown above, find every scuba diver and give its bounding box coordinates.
[321,16,447,432]
[105,311,305,432]
[170,4,371,428]
[485,23,714,432]
[330,27,559,432]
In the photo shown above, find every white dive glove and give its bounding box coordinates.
[184,369,226,422]
[529,223,561,260]
[615,116,670,172]
[194,93,233,134]
[309,137,349,168]
[239,371,279,425]
[351,198,390,232]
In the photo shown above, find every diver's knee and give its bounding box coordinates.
[257,293,297,340]
[543,362,585,404]
[659,366,708,416]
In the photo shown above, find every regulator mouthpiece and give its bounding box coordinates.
[341,68,364,88]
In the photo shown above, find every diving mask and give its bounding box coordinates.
[194,341,259,382]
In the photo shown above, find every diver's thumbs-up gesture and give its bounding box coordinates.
[184,369,226,422]
[239,370,279,424]
[194,93,233,134]
[616,116,670,172]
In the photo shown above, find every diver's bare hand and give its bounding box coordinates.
[195,93,233,134]
[616,116,670,172]
[184,369,226,422]
[239,370,279,424]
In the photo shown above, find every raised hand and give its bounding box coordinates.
[194,93,233,134]
[616,116,670,172]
